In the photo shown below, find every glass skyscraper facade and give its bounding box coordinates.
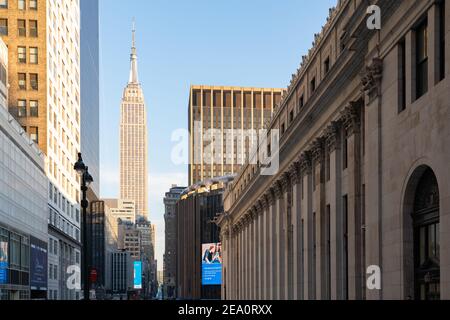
[80,0,100,196]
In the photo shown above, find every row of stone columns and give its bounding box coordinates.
[221,99,366,300]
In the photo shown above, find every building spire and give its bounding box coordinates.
[129,18,139,84]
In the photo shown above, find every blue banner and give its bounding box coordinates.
[201,243,222,286]
[30,237,48,291]
[0,242,8,285]
[134,261,142,289]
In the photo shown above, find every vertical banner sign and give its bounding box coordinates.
[0,242,7,285]
[201,243,222,285]
[30,237,48,291]
[134,261,142,289]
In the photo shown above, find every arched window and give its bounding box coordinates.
[413,168,440,300]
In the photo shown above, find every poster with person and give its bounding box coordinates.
[201,243,222,285]
[0,242,8,285]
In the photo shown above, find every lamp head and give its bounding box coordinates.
[74,153,86,175]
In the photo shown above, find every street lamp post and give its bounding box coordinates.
[74,153,93,301]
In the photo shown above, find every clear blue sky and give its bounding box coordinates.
[99,0,337,270]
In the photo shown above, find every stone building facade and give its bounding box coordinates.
[218,0,450,300]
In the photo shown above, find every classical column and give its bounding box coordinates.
[254,205,261,300]
[289,162,302,300]
[300,152,314,299]
[257,200,264,300]
[362,57,383,300]
[341,101,364,300]
[252,206,259,300]
[268,188,277,299]
[221,226,229,300]
[228,225,236,300]
[281,173,293,300]
[325,121,343,300]
[262,195,269,299]
[274,181,285,300]
[244,214,250,300]
[250,211,255,299]
[239,221,243,300]
[313,137,329,299]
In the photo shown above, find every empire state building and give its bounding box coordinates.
[120,24,149,220]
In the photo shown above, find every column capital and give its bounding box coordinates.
[361,57,383,99]
[244,212,252,226]
[289,161,301,185]
[324,121,341,152]
[261,194,270,209]
[311,137,325,164]
[299,151,312,175]
[273,180,284,200]
[340,101,361,136]
[266,188,276,206]
[256,200,264,216]
[280,172,291,193]
[250,206,258,220]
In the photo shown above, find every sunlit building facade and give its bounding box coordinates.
[0,0,82,300]
[188,85,284,186]
[119,24,149,220]
[218,0,450,301]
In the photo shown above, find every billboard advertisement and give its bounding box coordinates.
[133,261,142,289]
[0,242,7,285]
[201,243,222,286]
[30,237,48,291]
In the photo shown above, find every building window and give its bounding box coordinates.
[30,100,38,117]
[18,100,26,117]
[18,0,25,10]
[29,20,37,37]
[439,1,445,82]
[343,132,348,170]
[0,19,7,36]
[298,94,304,111]
[289,110,294,123]
[18,46,26,63]
[30,47,38,64]
[18,73,26,90]
[0,0,7,9]
[324,57,330,75]
[398,39,406,113]
[29,126,38,143]
[29,0,37,10]
[18,19,26,36]
[30,73,38,90]
[416,19,428,99]
[310,77,316,94]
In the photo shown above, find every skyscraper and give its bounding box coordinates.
[119,23,149,220]
[0,1,82,300]
[163,185,186,299]
[80,0,100,197]
[188,85,285,185]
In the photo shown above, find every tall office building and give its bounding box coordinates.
[119,23,149,220]
[0,38,48,301]
[0,0,82,300]
[188,85,285,185]
[80,0,100,196]
[163,185,185,299]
